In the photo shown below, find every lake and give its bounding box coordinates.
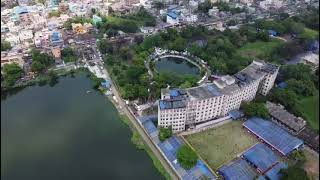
[1,75,162,180]
[155,57,200,75]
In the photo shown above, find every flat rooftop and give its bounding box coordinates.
[159,99,186,110]
[187,84,222,100]
[266,101,306,132]
[243,117,304,156]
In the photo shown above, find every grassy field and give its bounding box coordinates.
[299,28,319,40]
[303,148,319,180]
[185,121,258,169]
[237,39,284,59]
[297,91,319,131]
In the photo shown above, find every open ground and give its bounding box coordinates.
[184,120,258,170]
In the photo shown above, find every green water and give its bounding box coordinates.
[1,75,163,180]
[155,57,200,75]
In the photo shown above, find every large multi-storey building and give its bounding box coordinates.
[158,60,279,132]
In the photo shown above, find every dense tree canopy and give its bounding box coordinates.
[177,145,198,169]
[241,102,270,119]
[280,165,309,180]
[31,50,54,73]
[1,41,12,51]
[61,47,77,63]
[159,126,173,142]
[1,63,23,87]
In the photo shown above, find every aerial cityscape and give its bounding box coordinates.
[1,0,319,179]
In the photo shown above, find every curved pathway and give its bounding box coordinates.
[145,49,211,85]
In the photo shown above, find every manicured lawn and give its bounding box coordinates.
[237,39,284,59]
[299,28,319,40]
[297,91,319,131]
[185,121,258,169]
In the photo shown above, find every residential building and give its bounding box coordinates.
[158,60,279,132]
[266,101,306,134]
[92,15,102,26]
[19,30,34,45]
[34,30,50,48]
[5,33,21,46]
[72,23,87,34]
[299,52,319,71]
[50,31,64,47]
[1,51,24,68]
[51,47,62,64]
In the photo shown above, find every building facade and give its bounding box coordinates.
[158,60,279,132]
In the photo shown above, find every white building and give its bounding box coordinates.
[166,11,179,25]
[5,33,21,46]
[158,60,279,132]
[19,30,33,43]
[299,53,319,72]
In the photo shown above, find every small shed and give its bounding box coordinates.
[101,80,111,89]
[268,30,277,37]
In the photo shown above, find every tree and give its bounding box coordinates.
[2,63,23,87]
[48,70,59,87]
[159,126,173,141]
[241,102,270,119]
[289,150,306,166]
[31,61,45,73]
[256,30,270,42]
[267,89,301,116]
[169,37,187,51]
[177,145,198,169]
[31,50,54,73]
[286,79,316,97]
[280,64,313,81]
[280,165,309,180]
[1,41,12,51]
[98,39,114,54]
[198,0,213,13]
[91,8,96,15]
[61,47,77,63]
[153,1,164,9]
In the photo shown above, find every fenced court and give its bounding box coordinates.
[185,120,258,169]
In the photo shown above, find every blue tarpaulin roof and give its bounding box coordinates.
[170,90,179,97]
[243,143,279,173]
[207,84,222,96]
[101,80,111,88]
[143,120,157,135]
[229,110,244,120]
[15,6,28,14]
[265,162,288,180]
[243,117,304,156]
[159,100,186,110]
[268,30,277,36]
[167,11,178,19]
[257,176,267,180]
[277,82,287,89]
[218,159,257,180]
[308,40,319,52]
[158,136,217,180]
